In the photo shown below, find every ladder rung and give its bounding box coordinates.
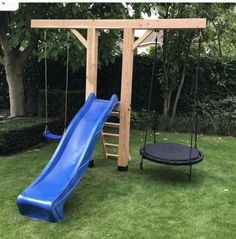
[102,132,119,137]
[107,153,118,158]
[111,111,120,117]
[105,143,119,148]
[114,103,120,111]
[105,122,120,128]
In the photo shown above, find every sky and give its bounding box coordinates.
[123,3,159,37]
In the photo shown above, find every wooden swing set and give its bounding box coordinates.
[31,18,206,171]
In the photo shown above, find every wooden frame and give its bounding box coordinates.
[86,28,98,98]
[31,18,206,170]
[71,29,87,48]
[31,19,206,29]
[118,28,134,168]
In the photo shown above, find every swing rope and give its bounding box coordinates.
[64,32,70,131]
[44,30,48,132]
[43,30,70,138]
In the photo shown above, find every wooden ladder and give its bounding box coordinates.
[101,107,120,160]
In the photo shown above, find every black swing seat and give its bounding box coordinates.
[43,130,63,141]
[140,143,203,166]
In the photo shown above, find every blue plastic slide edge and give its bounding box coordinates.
[16,93,118,222]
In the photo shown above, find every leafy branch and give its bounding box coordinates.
[0,12,9,46]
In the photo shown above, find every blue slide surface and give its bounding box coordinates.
[17,93,118,222]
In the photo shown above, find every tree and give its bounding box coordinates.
[147,3,236,127]
[201,4,236,58]
[153,4,200,125]
[0,3,130,117]
[0,11,38,116]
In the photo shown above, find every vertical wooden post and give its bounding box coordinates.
[118,28,134,171]
[85,29,98,166]
[86,28,98,99]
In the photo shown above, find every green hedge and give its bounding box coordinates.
[131,111,236,136]
[38,89,85,122]
[1,56,236,136]
[0,117,60,155]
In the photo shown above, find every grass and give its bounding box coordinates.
[0,130,235,239]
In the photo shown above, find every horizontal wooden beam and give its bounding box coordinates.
[71,29,87,48]
[31,19,206,30]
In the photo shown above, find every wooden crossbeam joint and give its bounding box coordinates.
[71,29,88,48]
[133,30,154,50]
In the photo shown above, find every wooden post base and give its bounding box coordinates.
[117,165,128,172]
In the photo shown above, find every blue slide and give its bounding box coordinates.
[17,93,118,222]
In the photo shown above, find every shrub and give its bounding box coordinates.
[198,97,236,135]
[130,110,236,136]
[131,110,148,130]
[38,89,85,123]
[0,117,60,155]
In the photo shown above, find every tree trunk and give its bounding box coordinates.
[217,32,222,57]
[162,91,172,117]
[162,96,169,117]
[167,91,172,112]
[4,58,25,117]
[212,20,222,57]
[170,64,186,126]
[0,12,37,117]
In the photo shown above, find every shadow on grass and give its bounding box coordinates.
[133,163,205,186]
[60,156,206,223]
[62,160,122,222]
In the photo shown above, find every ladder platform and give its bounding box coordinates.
[105,143,119,148]
[104,122,120,128]
[103,132,119,137]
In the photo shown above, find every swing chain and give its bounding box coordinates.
[140,30,159,170]
[188,29,202,180]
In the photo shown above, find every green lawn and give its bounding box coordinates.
[0,131,235,239]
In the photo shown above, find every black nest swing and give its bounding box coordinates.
[140,143,203,166]
[140,30,204,179]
